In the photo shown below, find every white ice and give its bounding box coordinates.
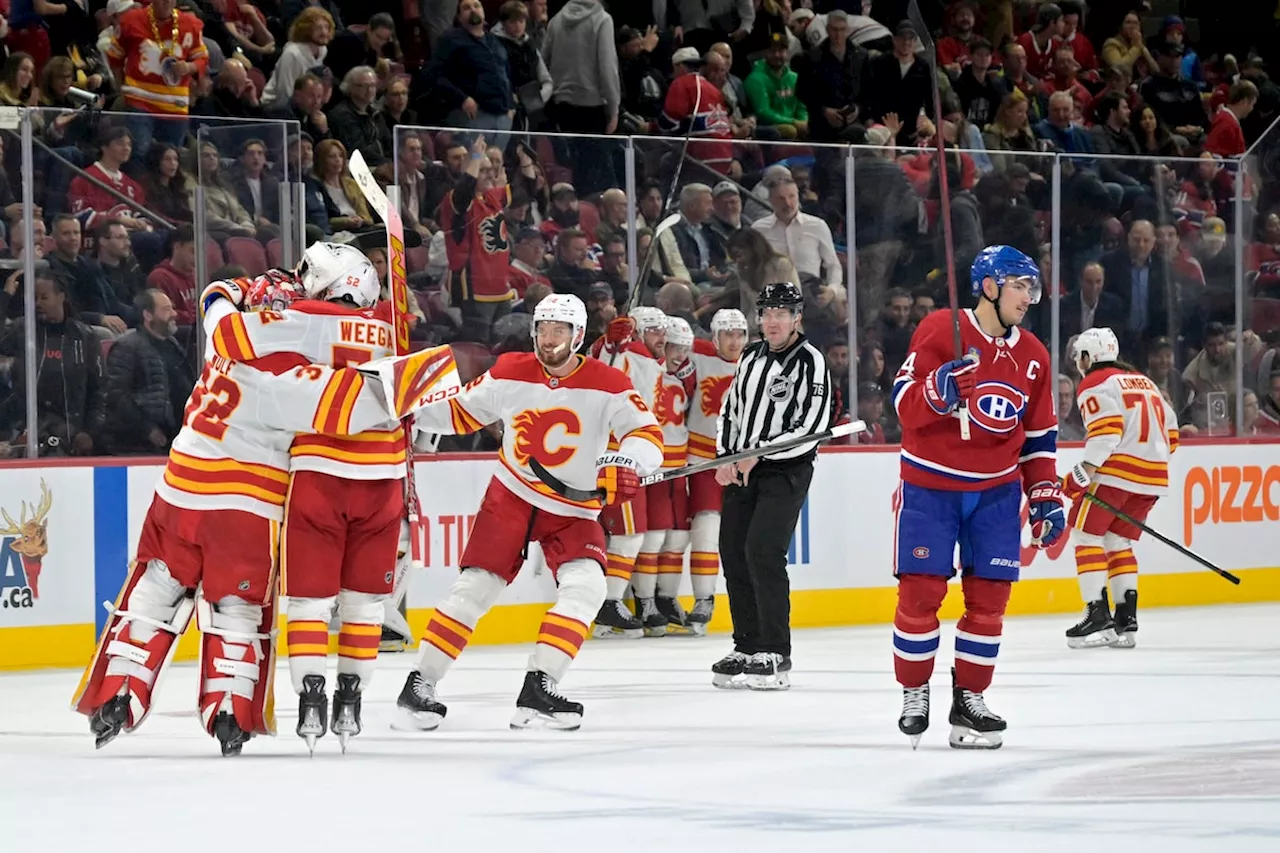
[3,604,1278,853]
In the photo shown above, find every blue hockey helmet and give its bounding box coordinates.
[970,245,1042,304]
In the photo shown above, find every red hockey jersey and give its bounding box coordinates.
[69,163,148,231]
[891,309,1057,493]
[659,73,734,175]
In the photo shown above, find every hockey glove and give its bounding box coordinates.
[201,278,246,313]
[597,452,641,506]
[1028,480,1067,548]
[1061,463,1090,503]
[923,356,979,414]
[605,317,636,347]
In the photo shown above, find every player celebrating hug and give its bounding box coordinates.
[1062,328,1178,649]
[890,246,1064,750]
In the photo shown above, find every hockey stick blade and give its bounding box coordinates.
[1083,492,1241,585]
[527,421,865,503]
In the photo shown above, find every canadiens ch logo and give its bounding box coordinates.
[968,381,1028,434]
[511,408,581,467]
[0,480,52,610]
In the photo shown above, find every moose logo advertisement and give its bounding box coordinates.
[0,480,53,610]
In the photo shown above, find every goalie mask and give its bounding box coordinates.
[296,242,380,309]
[244,270,307,313]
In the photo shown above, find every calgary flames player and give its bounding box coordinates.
[392,294,664,730]
[1062,327,1178,649]
[590,307,667,638]
[202,242,444,752]
[71,270,435,756]
[683,309,749,633]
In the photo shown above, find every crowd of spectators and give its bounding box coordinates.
[0,0,1277,457]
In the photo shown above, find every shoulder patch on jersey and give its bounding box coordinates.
[968,381,1029,434]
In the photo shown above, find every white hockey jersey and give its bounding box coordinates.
[686,338,737,460]
[1077,366,1180,496]
[653,366,693,469]
[411,352,665,519]
[206,296,406,480]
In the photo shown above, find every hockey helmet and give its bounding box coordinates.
[631,306,668,333]
[710,308,749,335]
[244,270,307,313]
[1071,327,1120,371]
[970,245,1042,304]
[664,317,695,348]
[532,292,588,353]
[757,282,804,314]
[296,241,380,309]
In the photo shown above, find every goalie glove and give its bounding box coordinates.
[1061,463,1090,503]
[596,452,640,506]
[201,278,246,313]
[1027,480,1066,548]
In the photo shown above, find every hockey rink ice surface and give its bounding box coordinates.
[2,604,1278,852]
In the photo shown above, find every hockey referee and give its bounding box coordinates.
[712,282,832,691]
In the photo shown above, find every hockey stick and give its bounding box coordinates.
[349,150,426,569]
[907,0,970,441]
[609,212,683,367]
[1082,491,1241,585]
[529,420,866,503]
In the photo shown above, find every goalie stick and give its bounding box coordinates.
[529,420,866,503]
[348,150,426,568]
[1082,491,1241,585]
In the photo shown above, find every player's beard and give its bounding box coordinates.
[536,341,573,370]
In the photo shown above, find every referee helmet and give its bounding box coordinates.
[757,282,804,314]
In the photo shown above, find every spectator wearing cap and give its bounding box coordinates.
[659,47,737,177]
[951,37,1006,129]
[670,0,755,58]
[855,382,887,444]
[327,13,400,88]
[744,31,808,139]
[98,0,137,57]
[617,24,666,131]
[657,182,728,290]
[1139,39,1208,143]
[1016,2,1064,80]
[266,73,331,141]
[795,10,871,143]
[1058,1,1097,73]
[867,20,934,148]
[260,7,334,110]
[583,281,616,349]
[936,0,980,77]
[1206,80,1258,158]
[509,226,552,299]
[540,182,581,249]
[787,9,825,55]
[708,180,744,250]
[422,0,515,134]
[1196,216,1234,297]
[492,1,553,132]
[1158,15,1203,90]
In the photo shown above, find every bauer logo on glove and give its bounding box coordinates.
[596,452,640,506]
[1027,480,1066,548]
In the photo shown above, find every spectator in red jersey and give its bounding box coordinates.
[145,224,198,326]
[69,126,151,234]
[1058,1,1096,73]
[1041,43,1091,118]
[1205,80,1258,158]
[936,0,979,78]
[659,46,735,177]
[1016,2,1064,80]
[441,133,516,333]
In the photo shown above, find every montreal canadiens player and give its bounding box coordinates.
[392,294,664,730]
[1062,327,1178,649]
[890,245,1065,750]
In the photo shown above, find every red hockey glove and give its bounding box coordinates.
[605,316,636,345]
[245,270,306,313]
[1061,463,1090,503]
[596,452,641,505]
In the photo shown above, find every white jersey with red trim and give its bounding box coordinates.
[411,352,665,519]
[206,293,405,480]
[1076,366,1180,497]
[590,339,663,409]
[653,366,693,469]
[686,338,737,460]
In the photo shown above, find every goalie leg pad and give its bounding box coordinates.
[415,567,506,682]
[72,559,196,733]
[337,589,386,686]
[199,594,278,737]
[531,559,605,682]
[604,532,642,600]
[285,595,336,695]
[955,576,1011,694]
[893,572,948,689]
[656,529,689,598]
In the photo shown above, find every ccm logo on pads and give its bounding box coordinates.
[1183,465,1280,547]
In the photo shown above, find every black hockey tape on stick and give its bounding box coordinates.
[529,421,866,503]
[1083,491,1241,585]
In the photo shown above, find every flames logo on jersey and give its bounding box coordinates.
[511,408,581,468]
[699,375,732,418]
[654,377,688,427]
[968,381,1029,434]
[480,213,509,256]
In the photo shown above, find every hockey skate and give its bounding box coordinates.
[1066,590,1118,649]
[331,674,362,752]
[948,667,1005,749]
[88,694,131,749]
[510,670,583,731]
[591,599,643,639]
[744,652,791,691]
[655,596,691,634]
[898,685,930,749]
[212,711,252,757]
[636,597,667,637]
[1111,590,1138,648]
[391,670,447,731]
[685,597,714,636]
[711,650,751,689]
[296,674,328,754]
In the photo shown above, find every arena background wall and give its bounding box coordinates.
[1,442,1278,671]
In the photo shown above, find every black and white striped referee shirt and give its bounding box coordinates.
[717,333,833,463]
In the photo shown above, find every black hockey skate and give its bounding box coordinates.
[1066,590,1117,649]
[656,596,690,633]
[1111,590,1138,648]
[948,667,1006,750]
[686,597,714,636]
[744,651,792,691]
[898,685,930,749]
[296,674,328,755]
[89,694,130,749]
[331,673,362,752]
[711,650,751,689]
[510,669,583,730]
[390,670,447,732]
[212,711,252,757]
[591,599,643,639]
[636,597,667,637]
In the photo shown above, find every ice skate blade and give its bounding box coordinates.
[908,734,922,750]
[378,639,409,653]
[948,724,1003,750]
[643,625,667,638]
[510,707,582,731]
[686,622,708,637]
[337,732,351,754]
[1067,628,1118,649]
[591,625,644,639]
[746,672,791,691]
[712,672,749,689]
[303,733,318,756]
[390,705,444,732]
[1109,632,1137,649]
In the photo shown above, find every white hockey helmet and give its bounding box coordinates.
[1072,327,1120,372]
[664,317,695,347]
[296,241,380,308]
[631,306,668,333]
[532,292,588,352]
[710,308,749,335]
